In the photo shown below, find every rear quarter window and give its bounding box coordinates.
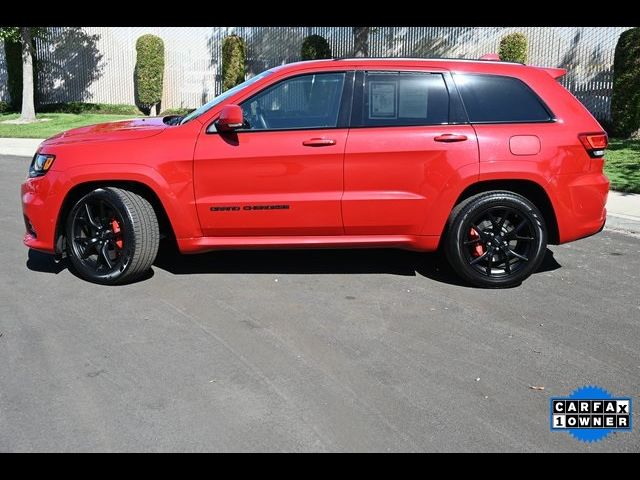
[453,73,553,123]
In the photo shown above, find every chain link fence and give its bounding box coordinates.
[0,26,631,120]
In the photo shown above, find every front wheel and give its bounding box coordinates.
[65,187,159,285]
[444,191,547,288]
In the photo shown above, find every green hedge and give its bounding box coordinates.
[301,35,332,60]
[611,27,640,138]
[0,101,12,113]
[159,107,195,116]
[499,32,528,64]
[135,34,165,112]
[222,34,246,92]
[38,102,142,115]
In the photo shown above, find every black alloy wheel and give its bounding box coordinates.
[65,187,159,285]
[445,191,547,288]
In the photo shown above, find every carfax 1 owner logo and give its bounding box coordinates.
[551,386,632,443]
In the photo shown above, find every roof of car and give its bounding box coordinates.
[268,57,551,79]
[332,57,523,65]
[276,57,524,67]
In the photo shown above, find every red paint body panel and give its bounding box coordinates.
[44,117,167,144]
[193,129,347,236]
[509,135,541,155]
[343,125,479,235]
[21,58,609,256]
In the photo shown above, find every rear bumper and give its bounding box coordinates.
[552,171,609,244]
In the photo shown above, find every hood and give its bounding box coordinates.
[42,117,168,145]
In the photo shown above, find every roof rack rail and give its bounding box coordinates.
[331,56,524,65]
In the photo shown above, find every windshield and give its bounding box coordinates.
[180,70,274,124]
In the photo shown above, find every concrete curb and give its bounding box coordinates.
[606,191,640,218]
[605,213,640,235]
[0,138,43,157]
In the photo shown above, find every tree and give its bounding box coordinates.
[134,34,165,116]
[352,27,370,57]
[611,27,640,138]
[0,27,39,122]
[301,34,332,60]
[221,34,246,92]
[499,32,528,63]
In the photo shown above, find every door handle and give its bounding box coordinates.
[302,138,336,147]
[434,134,468,143]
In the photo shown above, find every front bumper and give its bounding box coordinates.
[21,173,63,253]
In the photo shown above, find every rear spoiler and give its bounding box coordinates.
[477,54,567,79]
[537,67,567,80]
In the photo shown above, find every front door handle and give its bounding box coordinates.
[303,138,336,147]
[434,134,468,143]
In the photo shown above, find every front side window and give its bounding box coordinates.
[239,72,346,130]
[355,72,450,127]
[453,73,553,123]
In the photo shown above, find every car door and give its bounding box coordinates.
[193,71,352,236]
[342,70,479,235]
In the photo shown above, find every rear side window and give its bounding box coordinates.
[453,74,552,123]
[354,72,449,127]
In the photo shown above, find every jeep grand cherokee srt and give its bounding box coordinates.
[21,58,609,287]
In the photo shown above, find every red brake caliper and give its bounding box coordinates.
[111,219,123,249]
[469,228,485,257]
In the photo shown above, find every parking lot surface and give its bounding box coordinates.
[1,155,638,451]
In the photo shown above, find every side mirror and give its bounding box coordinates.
[216,104,244,132]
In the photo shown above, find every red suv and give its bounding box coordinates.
[21,58,609,287]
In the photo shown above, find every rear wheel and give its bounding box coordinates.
[444,191,547,288]
[65,187,159,285]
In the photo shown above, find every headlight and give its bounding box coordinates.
[29,153,55,178]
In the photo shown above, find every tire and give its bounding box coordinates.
[444,191,547,288]
[65,187,159,285]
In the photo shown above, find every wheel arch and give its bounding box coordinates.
[54,180,176,254]
[449,179,560,245]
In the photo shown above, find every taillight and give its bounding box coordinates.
[579,132,608,158]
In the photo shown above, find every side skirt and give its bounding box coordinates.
[177,234,440,254]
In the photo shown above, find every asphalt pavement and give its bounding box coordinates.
[1,154,638,452]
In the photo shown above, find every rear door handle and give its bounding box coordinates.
[303,138,336,147]
[434,134,468,143]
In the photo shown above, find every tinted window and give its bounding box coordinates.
[240,72,345,130]
[356,72,449,127]
[454,74,552,123]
